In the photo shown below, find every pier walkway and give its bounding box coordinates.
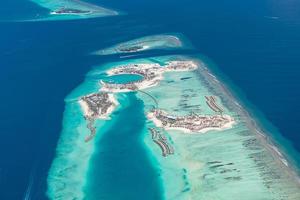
[149,128,174,157]
[205,96,223,113]
[137,89,158,109]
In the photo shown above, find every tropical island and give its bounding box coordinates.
[79,92,118,142]
[79,92,118,120]
[118,45,146,53]
[100,61,198,92]
[94,34,191,55]
[29,0,118,20]
[147,109,234,133]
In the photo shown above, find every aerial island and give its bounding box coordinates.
[29,0,118,20]
[79,92,118,120]
[100,61,198,92]
[78,59,236,142]
[94,34,190,55]
[79,92,118,142]
[47,34,300,200]
[147,109,234,133]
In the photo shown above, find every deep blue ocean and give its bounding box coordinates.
[0,0,300,199]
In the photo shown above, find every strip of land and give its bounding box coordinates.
[50,8,92,15]
[29,0,118,21]
[147,109,235,133]
[94,34,185,55]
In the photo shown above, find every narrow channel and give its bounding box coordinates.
[84,93,163,200]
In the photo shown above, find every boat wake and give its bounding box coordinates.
[23,167,36,200]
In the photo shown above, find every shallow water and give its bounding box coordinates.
[27,0,118,21]
[136,55,300,199]
[51,54,300,199]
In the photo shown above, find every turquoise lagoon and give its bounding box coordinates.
[47,60,162,199]
[137,55,300,199]
[93,34,193,55]
[28,0,118,21]
[102,74,143,84]
[47,54,300,199]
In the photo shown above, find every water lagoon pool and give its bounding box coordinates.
[103,74,144,84]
